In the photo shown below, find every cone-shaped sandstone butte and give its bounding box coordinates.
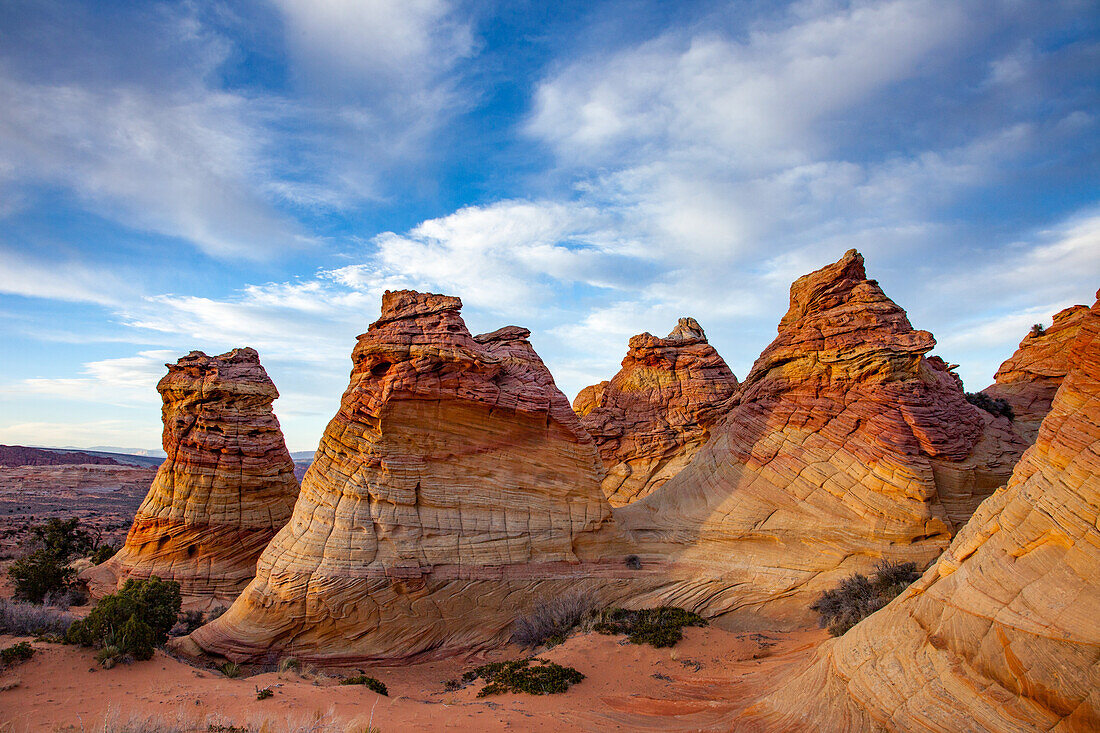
[82,348,299,609]
[617,250,1028,623]
[744,299,1100,732]
[187,292,619,663]
[982,293,1100,444]
[575,317,739,506]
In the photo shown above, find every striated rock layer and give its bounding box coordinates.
[82,349,299,609]
[188,292,623,664]
[982,293,1100,443]
[576,318,739,506]
[618,250,1028,624]
[745,301,1100,732]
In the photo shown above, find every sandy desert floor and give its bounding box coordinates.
[0,624,826,732]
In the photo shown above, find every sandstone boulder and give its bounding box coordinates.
[82,348,299,609]
[982,292,1100,443]
[745,297,1100,732]
[187,292,619,663]
[618,250,1028,623]
[576,318,739,506]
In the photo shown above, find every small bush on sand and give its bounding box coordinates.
[965,392,1014,420]
[340,675,388,695]
[256,687,274,700]
[593,607,707,648]
[0,641,34,666]
[512,591,599,648]
[811,560,922,636]
[462,657,584,697]
[277,656,300,674]
[0,598,74,636]
[219,661,242,678]
[8,518,113,603]
[66,576,181,664]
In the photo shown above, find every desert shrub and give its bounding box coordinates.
[173,609,206,636]
[593,607,707,648]
[462,657,584,697]
[624,555,642,570]
[811,560,922,636]
[219,661,242,678]
[43,584,89,609]
[277,657,300,674]
[0,641,34,666]
[512,591,599,648]
[256,687,274,700]
[8,550,76,604]
[0,598,74,635]
[8,518,112,603]
[965,391,1014,420]
[91,544,119,564]
[340,675,388,695]
[1031,323,1046,337]
[207,605,229,621]
[66,576,181,665]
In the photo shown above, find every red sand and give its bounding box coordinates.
[0,626,826,731]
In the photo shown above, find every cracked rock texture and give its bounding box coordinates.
[982,293,1100,443]
[576,318,739,506]
[187,291,620,664]
[617,250,1027,623]
[82,348,299,610]
[745,300,1100,732]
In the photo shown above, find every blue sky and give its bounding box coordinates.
[1,0,1097,452]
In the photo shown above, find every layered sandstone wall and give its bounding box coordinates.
[576,318,739,506]
[82,348,299,609]
[187,292,626,664]
[617,250,1027,623]
[744,305,1100,732]
[982,294,1100,443]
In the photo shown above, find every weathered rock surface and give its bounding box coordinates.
[188,292,621,663]
[618,250,1028,623]
[576,318,739,506]
[745,304,1100,732]
[82,348,299,609]
[982,293,1100,443]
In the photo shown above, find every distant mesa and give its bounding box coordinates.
[0,445,123,467]
[747,289,1100,731]
[186,291,620,663]
[617,249,1028,624]
[81,347,300,610]
[981,291,1100,443]
[576,317,739,506]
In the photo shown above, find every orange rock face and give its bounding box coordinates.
[576,318,739,506]
[982,293,1100,443]
[746,304,1100,732]
[188,292,620,664]
[82,348,299,609]
[618,250,1027,623]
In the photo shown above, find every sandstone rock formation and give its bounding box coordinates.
[618,250,1028,623]
[746,300,1100,732]
[575,318,739,506]
[187,292,620,663]
[982,293,1100,443]
[82,348,299,609]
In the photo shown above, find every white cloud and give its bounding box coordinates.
[13,350,179,407]
[0,419,161,450]
[0,248,133,305]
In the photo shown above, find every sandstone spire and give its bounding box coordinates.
[746,297,1100,731]
[981,291,1100,443]
[82,348,299,609]
[576,317,739,506]
[187,291,614,663]
[618,250,1027,623]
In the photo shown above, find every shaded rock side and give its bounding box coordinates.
[188,292,620,664]
[744,306,1100,732]
[982,292,1100,443]
[617,250,1027,623]
[82,348,299,609]
[576,318,739,506]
